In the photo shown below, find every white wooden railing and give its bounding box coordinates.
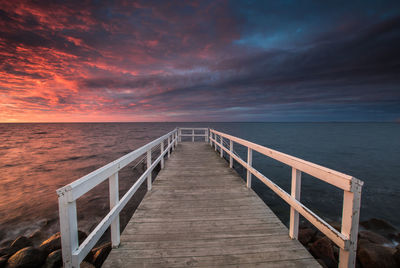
[209,129,363,268]
[177,127,208,142]
[56,128,179,268]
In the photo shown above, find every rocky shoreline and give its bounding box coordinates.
[0,218,399,268]
[299,218,400,268]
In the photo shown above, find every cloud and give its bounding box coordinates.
[0,0,399,122]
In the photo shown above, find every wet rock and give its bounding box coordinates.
[80,261,95,268]
[6,247,46,268]
[316,259,328,268]
[360,218,398,238]
[10,237,32,252]
[393,246,400,266]
[0,257,7,268]
[358,230,392,245]
[309,236,337,268]
[298,228,316,245]
[357,240,397,268]
[28,230,43,245]
[91,242,111,268]
[0,247,14,259]
[39,231,87,255]
[43,249,62,268]
[0,241,12,248]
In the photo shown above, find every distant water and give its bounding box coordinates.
[0,123,399,244]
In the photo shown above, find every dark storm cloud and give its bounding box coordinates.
[0,0,399,121]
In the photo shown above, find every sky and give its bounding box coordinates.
[0,0,399,122]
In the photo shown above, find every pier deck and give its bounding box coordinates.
[103,142,320,267]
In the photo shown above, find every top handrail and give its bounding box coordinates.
[211,129,363,192]
[57,129,177,201]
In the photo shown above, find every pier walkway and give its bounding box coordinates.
[57,127,363,268]
[103,142,319,267]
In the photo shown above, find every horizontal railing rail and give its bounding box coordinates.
[178,127,208,142]
[209,129,363,268]
[57,128,179,268]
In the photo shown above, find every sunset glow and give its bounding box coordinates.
[1,1,399,122]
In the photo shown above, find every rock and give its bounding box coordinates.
[360,218,398,238]
[0,257,7,268]
[91,242,111,268]
[6,247,46,268]
[357,240,397,268]
[298,228,316,245]
[10,237,32,252]
[316,259,328,268]
[359,230,392,245]
[28,230,43,244]
[80,261,95,268]
[393,247,400,266]
[43,249,62,268]
[0,241,12,248]
[309,236,337,268]
[0,247,16,259]
[39,231,87,255]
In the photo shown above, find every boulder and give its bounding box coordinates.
[43,249,62,268]
[6,247,46,268]
[309,236,337,268]
[298,228,316,245]
[91,242,111,268]
[28,230,43,244]
[39,231,87,255]
[80,262,95,268]
[316,259,328,268]
[10,237,32,252]
[393,247,400,266]
[360,218,398,238]
[357,240,397,268]
[358,230,392,245]
[0,257,7,268]
[0,247,16,259]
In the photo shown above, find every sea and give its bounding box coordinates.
[0,122,399,245]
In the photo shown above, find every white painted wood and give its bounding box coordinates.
[289,168,301,239]
[339,184,362,268]
[192,129,194,142]
[167,136,171,158]
[229,140,233,168]
[247,148,252,188]
[56,129,177,201]
[109,173,120,248]
[179,129,182,142]
[58,195,79,268]
[175,132,178,146]
[73,144,167,264]
[210,135,348,249]
[147,149,152,191]
[160,141,165,169]
[205,129,208,142]
[214,133,217,151]
[210,129,362,192]
[220,136,223,158]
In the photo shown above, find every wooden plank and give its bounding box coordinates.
[103,142,320,268]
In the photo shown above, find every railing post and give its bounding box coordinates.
[339,183,362,268]
[214,133,217,151]
[179,128,181,142]
[289,168,301,239]
[175,131,178,146]
[209,129,212,145]
[167,136,171,158]
[59,195,79,268]
[147,149,152,190]
[246,148,252,188]
[205,129,208,143]
[192,129,194,142]
[160,140,165,169]
[220,136,223,158]
[229,140,233,168]
[109,172,120,248]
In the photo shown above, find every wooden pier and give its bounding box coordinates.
[57,128,363,268]
[103,142,319,267]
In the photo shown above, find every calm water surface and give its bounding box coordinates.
[0,123,399,244]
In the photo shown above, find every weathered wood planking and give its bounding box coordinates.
[103,142,320,268]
